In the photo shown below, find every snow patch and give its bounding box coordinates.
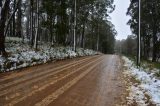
[123,56,160,106]
[0,41,99,72]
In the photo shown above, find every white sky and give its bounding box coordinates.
[110,0,132,40]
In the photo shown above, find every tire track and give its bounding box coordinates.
[5,56,104,106]
[0,56,95,83]
[47,55,126,106]
[0,56,100,97]
[34,56,104,106]
[4,62,91,102]
[0,56,97,90]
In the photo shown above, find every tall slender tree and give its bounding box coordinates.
[0,0,10,55]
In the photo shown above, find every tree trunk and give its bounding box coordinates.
[34,0,39,49]
[13,0,16,37]
[91,25,94,50]
[96,23,99,51]
[81,21,85,48]
[16,0,22,38]
[152,29,157,62]
[0,0,2,10]
[73,0,76,51]
[4,0,21,37]
[30,0,34,47]
[50,23,53,45]
[0,28,6,55]
[0,0,10,55]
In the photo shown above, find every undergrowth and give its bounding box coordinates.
[124,55,160,77]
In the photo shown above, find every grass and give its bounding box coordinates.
[125,55,160,77]
[141,60,160,77]
[154,62,160,69]
[141,59,160,69]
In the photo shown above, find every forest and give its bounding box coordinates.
[0,0,116,55]
[116,0,160,62]
[0,0,117,71]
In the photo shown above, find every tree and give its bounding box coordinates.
[0,0,10,55]
[0,0,117,56]
[127,0,160,62]
[34,0,39,49]
[16,0,22,38]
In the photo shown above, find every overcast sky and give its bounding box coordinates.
[110,0,132,40]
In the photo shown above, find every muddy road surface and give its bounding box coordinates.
[0,55,126,106]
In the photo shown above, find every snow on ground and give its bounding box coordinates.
[0,40,99,72]
[122,56,160,106]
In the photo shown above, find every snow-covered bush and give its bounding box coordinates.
[0,41,99,72]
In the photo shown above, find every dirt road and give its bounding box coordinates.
[0,55,126,106]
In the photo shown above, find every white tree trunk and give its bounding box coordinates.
[73,0,76,51]
[34,0,39,49]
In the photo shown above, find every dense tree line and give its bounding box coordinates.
[0,0,116,56]
[115,35,137,56]
[126,0,160,62]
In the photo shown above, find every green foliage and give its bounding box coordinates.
[40,0,116,53]
[127,0,160,61]
[1,0,117,54]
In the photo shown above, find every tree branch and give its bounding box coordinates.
[4,0,21,37]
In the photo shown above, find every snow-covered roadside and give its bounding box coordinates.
[122,56,160,106]
[0,41,99,72]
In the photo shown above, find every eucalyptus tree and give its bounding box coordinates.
[0,0,10,55]
[0,0,117,55]
[127,0,160,61]
[86,0,115,51]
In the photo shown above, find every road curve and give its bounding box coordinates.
[0,55,126,106]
